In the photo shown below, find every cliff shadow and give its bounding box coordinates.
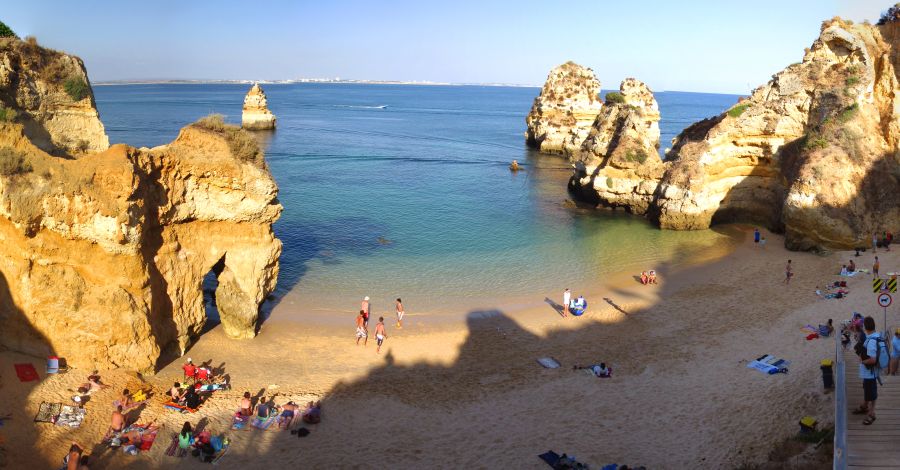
[0,270,59,469]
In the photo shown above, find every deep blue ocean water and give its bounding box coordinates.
[94,84,743,320]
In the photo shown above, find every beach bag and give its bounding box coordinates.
[865,336,890,374]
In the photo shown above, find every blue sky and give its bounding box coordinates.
[2,0,893,94]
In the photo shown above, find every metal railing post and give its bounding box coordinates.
[834,331,847,470]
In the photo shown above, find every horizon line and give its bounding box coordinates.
[92,78,748,96]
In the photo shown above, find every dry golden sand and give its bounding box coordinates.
[2,227,896,469]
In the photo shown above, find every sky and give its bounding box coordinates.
[2,0,896,94]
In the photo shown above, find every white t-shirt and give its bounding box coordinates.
[563,291,571,305]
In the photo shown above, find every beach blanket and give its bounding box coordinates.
[231,413,248,430]
[251,414,277,430]
[748,355,790,374]
[539,451,561,468]
[163,401,199,413]
[139,428,159,451]
[537,357,560,369]
[34,402,61,423]
[14,363,39,382]
[840,271,859,277]
[164,434,179,457]
[55,406,85,428]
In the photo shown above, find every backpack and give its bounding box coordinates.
[865,335,890,374]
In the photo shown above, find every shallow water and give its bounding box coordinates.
[94,83,742,322]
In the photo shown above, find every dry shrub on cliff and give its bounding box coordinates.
[0,106,16,122]
[63,77,89,101]
[193,114,263,166]
[0,147,32,176]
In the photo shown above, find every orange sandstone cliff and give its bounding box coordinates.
[0,37,282,371]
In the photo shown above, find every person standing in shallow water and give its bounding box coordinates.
[361,296,370,327]
[375,316,388,353]
[395,298,404,328]
[563,288,571,317]
[784,260,793,285]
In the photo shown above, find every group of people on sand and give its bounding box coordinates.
[561,288,587,318]
[237,392,321,427]
[356,296,399,353]
[639,270,657,285]
[753,228,767,247]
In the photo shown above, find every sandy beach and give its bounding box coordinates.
[2,226,891,468]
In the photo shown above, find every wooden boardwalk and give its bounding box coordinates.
[841,347,900,469]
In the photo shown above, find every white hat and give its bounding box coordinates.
[364,296,369,301]
[187,357,192,363]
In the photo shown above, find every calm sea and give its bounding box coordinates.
[94,83,743,323]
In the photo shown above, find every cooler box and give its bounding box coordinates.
[46,356,59,374]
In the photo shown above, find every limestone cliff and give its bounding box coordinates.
[0,38,281,371]
[525,61,603,155]
[0,38,108,155]
[568,19,900,250]
[570,78,663,213]
[241,83,276,130]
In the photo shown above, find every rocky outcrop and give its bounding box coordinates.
[525,61,603,155]
[570,78,663,213]
[0,39,281,371]
[241,83,276,130]
[0,38,108,155]
[568,19,900,250]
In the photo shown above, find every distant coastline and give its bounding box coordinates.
[92,78,541,88]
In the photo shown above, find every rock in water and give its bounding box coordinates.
[0,38,282,371]
[568,18,900,251]
[570,78,663,213]
[241,83,276,130]
[525,61,603,155]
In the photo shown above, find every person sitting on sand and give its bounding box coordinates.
[118,388,134,410]
[302,401,321,424]
[825,319,834,337]
[240,392,253,416]
[849,260,857,272]
[183,386,202,410]
[170,382,186,404]
[640,272,649,285]
[107,405,125,438]
[648,270,658,284]
[256,396,275,418]
[178,421,194,450]
[66,442,85,470]
[279,401,300,428]
[841,265,849,276]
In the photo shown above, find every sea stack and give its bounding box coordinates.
[0,37,282,371]
[525,61,603,155]
[241,82,276,130]
[570,78,663,213]
[566,18,900,251]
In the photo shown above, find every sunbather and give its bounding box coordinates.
[65,442,85,470]
[640,271,648,285]
[239,392,253,416]
[256,396,274,418]
[279,401,300,428]
[648,270,658,284]
[169,382,186,404]
[302,401,321,424]
[573,363,611,377]
[183,387,202,409]
[107,406,125,438]
[117,389,134,411]
[178,421,194,450]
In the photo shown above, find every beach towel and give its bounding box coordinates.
[14,363,39,382]
[231,413,248,430]
[537,357,560,369]
[747,355,791,374]
[840,271,859,277]
[539,451,561,468]
[34,402,61,423]
[140,428,159,451]
[164,434,179,457]
[806,333,820,340]
[164,401,199,413]
[251,414,277,430]
[55,406,85,428]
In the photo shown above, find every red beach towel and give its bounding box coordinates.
[14,363,39,382]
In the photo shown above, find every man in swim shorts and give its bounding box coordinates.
[375,316,387,353]
[356,310,368,346]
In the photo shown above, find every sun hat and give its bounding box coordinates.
[364,296,369,300]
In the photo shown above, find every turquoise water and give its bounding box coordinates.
[94,84,742,320]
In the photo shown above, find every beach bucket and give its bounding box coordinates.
[47,356,59,374]
[799,416,817,434]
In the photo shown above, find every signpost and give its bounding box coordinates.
[878,293,893,333]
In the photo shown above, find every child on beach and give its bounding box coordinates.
[375,317,388,353]
[396,298,404,328]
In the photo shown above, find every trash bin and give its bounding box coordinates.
[820,359,834,389]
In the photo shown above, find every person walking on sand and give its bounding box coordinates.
[873,232,879,252]
[754,228,760,245]
[563,288,571,317]
[784,259,793,284]
[396,298,404,328]
[361,296,370,327]
[375,316,388,353]
[356,310,368,346]
[874,256,880,279]
[853,316,881,425]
